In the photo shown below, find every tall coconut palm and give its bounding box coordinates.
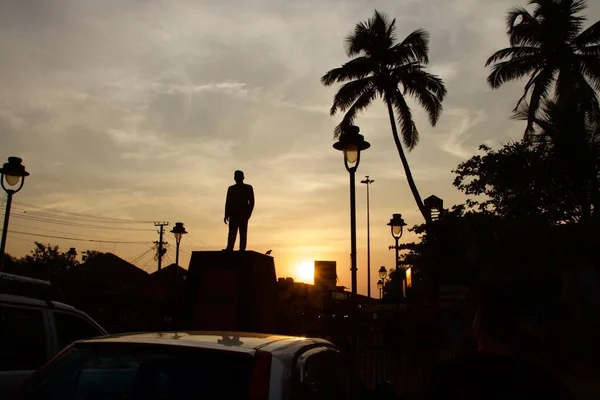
[486,0,600,140]
[321,10,447,223]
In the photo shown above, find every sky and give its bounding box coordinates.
[1,0,599,296]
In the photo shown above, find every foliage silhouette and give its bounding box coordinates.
[513,99,600,218]
[453,142,584,223]
[321,10,447,223]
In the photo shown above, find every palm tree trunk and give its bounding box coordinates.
[385,99,432,224]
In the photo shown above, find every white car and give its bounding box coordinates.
[0,273,107,398]
[13,331,393,400]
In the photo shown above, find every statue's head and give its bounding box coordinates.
[234,170,245,183]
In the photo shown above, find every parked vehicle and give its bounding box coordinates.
[0,272,107,397]
[13,331,393,400]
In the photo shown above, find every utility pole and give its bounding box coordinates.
[360,176,374,298]
[154,222,169,271]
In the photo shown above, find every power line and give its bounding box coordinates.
[9,223,106,238]
[10,208,155,228]
[6,234,36,244]
[11,214,155,231]
[6,230,151,244]
[12,201,156,224]
[129,247,155,265]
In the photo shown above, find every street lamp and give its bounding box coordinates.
[378,265,388,280]
[378,266,387,299]
[0,157,29,272]
[377,280,383,299]
[333,125,370,348]
[387,213,407,298]
[360,176,374,298]
[170,222,188,268]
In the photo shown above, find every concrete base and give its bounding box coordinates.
[183,251,277,333]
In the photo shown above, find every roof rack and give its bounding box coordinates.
[0,272,56,301]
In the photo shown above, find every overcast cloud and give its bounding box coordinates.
[1,0,598,295]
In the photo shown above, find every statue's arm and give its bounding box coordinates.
[224,187,231,222]
[248,186,255,218]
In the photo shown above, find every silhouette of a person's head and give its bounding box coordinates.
[234,170,244,184]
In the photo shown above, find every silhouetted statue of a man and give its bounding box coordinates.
[224,170,254,251]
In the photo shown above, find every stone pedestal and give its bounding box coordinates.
[183,251,277,333]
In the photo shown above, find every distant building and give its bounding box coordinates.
[314,261,337,291]
[73,253,151,333]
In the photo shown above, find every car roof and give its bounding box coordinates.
[81,331,325,355]
[0,293,83,312]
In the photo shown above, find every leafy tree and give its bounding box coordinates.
[514,99,600,218]
[452,142,583,223]
[17,242,79,280]
[486,0,600,137]
[321,10,447,223]
[81,250,105,263]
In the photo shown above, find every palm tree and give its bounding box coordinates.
[486,0,600,140]
[321,10,447,223]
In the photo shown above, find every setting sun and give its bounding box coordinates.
[296,260,314,283]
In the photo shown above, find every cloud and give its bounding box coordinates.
[1,0,598,292]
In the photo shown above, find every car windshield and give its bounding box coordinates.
[16,342,256,400]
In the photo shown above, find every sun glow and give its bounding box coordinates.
[296,260,314,283]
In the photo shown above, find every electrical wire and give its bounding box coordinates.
[7,230,151,244]
[8,223,104,238]
[12,201,155,224]
[129,247,155,265]
[12,214,155,231]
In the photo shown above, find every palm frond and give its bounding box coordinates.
[389,29,430,65]
[574,21,600,47]
[579,44,600,56]
[333,87,378,137]
[345,10,396,57]
[507,7,542,47]
[321,57,375,86]
[485,46,541,67]
[391,64,446,97]
[524,69,555,140]
[345,21,371,57]
[391,91,419,150]
[329,77,375,116]
[513,70,542,111]
[395,68,446,125]
[487,55,541,88]
[579,54,600,91]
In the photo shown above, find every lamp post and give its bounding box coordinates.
[333,125,370,350]
[0,157,29,272]
[387,213,407,298]
[377,280,383,299]
[360,176,374,298]
[170,222,188,268]
[378,266,388,299]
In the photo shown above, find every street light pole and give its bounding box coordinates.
[378,266,388,299]
[349,168,357,306]
[170,222,188,269]
[169,222,187,330]
[387,214,407,298]
[0,157,29,272]
[333,125,370,352]
[360,176,374,298]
